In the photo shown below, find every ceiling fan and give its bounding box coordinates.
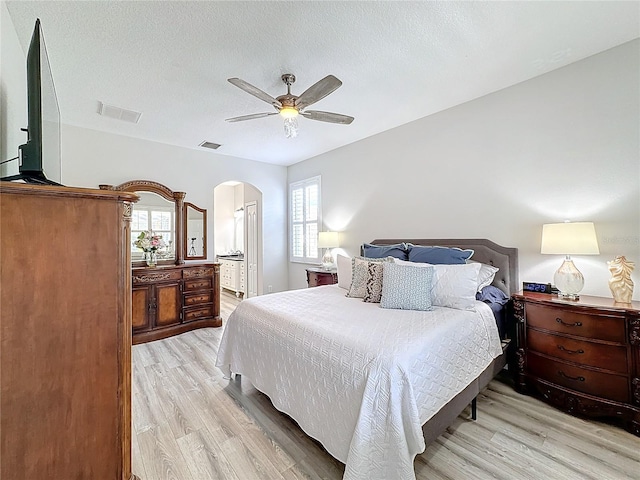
[225,74,354,138]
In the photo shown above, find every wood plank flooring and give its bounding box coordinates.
[132,291,640,479]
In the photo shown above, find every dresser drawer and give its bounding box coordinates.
[184,278,213,291]
[183,267,214,279]
[183,305,213,322]
[184,291,213,306]
[315,274,337,286]
[132,269,182,285]
[525,303,625,343]
[527,353,629,403]
[527,329,628,374]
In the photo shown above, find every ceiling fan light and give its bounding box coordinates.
[279,107,299,118]
[283,116,298,138]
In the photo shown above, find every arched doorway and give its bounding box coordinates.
[213,181,263,298]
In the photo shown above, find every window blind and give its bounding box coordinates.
[289,176,321,262]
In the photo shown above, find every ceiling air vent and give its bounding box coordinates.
[97,101,142,124]
[199,141,221,150]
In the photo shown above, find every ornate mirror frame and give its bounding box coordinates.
[99,180,185,265]
[184,202,207,260]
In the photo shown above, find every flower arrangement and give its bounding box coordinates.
[134,231,167,253]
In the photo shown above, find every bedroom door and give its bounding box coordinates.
[245,201,258,298]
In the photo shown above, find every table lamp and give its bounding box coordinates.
[318,231,339,270]
[540,222,599,300]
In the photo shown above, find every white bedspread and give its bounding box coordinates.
[216,285,502,480]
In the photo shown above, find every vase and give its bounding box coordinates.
[145,250,157,268]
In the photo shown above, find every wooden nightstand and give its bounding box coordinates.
[306,267,338,287]
[512,291,640,436]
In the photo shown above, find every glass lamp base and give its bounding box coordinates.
[554,256,584,301]
[558,292,580,301]
[321,249,335,270]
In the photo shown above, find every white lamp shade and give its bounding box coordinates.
[540,222,599,255]
[318,231,339,248]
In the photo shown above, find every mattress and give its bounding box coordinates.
[216,284,503,480]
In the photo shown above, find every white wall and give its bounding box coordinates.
[3,3,637,300]
[61,125,289,294]
[1,1,26,178]
[288,40,640,300]
[214,184,235,255]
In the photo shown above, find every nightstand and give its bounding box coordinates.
[512,291,640,436]
[306,267,338,287]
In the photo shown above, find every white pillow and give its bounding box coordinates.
[336,254,352,289]
[394,258,481,310]
[475,263,499,292]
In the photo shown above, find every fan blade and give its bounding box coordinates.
[225,112,278,123]
[295,75,342,110]
[300,110,354,125]
[228,78,282,108]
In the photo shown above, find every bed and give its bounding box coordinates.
[216,239,518,480]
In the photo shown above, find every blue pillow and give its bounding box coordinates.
[476,285,509,305]
[380,262,434,311]
[406,244,473,264]
[476,285,509,338]
[362,243,408,260]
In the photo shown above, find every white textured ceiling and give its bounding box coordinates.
[6,1,640,166]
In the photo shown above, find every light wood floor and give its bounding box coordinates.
[132,292,640,480]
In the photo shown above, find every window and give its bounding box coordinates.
[131,205,174,260]
[289,176,321,263]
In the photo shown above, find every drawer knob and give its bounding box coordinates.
[557,345,585,355]
[556,317,582,327]
[558,371,585,382]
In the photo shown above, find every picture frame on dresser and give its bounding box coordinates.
[512,291,640,436]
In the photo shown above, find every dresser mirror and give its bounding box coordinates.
[99,180,185,265]
[184,202,207,260]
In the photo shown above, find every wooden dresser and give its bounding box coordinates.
[513,291,640,436]
[132,263,222,344]
[0,182,139,479]
[306,267,338,287]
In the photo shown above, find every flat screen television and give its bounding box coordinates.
[2,19,61,185]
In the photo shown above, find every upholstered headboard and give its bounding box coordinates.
[368,239,519,296]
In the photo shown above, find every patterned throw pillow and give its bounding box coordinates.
[346,256,393,298]
[380,262,434,311]
[394,258,482,310]
[363,261,386,303]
